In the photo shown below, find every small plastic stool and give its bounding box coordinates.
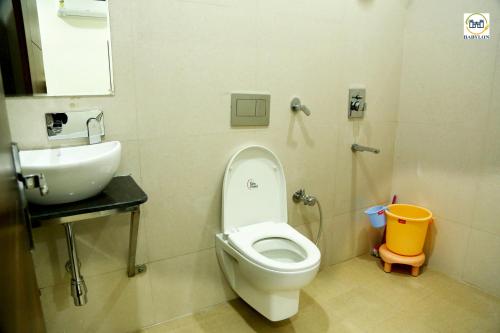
[379,244,425,276]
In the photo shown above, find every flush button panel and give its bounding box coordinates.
[231,93,270,126]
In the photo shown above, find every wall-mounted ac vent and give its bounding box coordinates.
[57,0,107,18]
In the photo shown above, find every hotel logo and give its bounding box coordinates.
[464,13,490,39]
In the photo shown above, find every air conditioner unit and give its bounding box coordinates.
[57,0,107,18]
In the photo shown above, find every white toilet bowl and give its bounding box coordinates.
[215,145,321,321]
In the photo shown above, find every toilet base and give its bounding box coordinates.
[236,274,299,321]
[379,244,425,277]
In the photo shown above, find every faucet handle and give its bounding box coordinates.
[350,95,366,112]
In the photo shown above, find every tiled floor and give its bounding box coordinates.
[142,255,500,333]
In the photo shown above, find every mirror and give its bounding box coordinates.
[0,0,113,97]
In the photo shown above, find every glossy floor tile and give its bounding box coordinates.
[141,255,500,333]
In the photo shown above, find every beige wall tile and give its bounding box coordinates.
[107,0,135,46]
[328,210,383,266]
[132,1,258,140]
[251,128,338,225]
[471,39,500,237]
[399,1,498,125]
[471,180,500,237]
[394,122,482,225]
[334,122,397,216]
[149,248,235,323]
[31,225,68,289]
[392,123,439,208]
[140,132,256,261]
[40,269,154,333]
[463,230,500,298]
[114,140,142,180]
[326,213,356,266]
[424,218,469,279]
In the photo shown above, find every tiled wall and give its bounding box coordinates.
[392,0,500,297]
[5,1,408,332]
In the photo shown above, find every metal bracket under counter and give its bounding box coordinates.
[28,176,148,306]
[32,205,145,278]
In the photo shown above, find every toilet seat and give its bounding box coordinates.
[227,221,320,272]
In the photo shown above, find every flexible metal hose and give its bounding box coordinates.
[292,189,324,245]
[314,199,323,245]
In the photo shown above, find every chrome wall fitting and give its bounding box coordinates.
[87,111,104,144]
[292,188,316,206]
[348,88,366,119]
[45,109,105,142]
[290,97,311,116]
[292,188,323,245]
[351,144,380,154]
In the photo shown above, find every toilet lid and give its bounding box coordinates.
[222,145,287,233]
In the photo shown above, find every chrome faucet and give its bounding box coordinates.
[351,144,380,154]
[87,112,104,145]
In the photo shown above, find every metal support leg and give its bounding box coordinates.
[127,207,146,277]
[64,223,87,306]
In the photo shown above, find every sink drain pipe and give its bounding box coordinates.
[64,222,88,306]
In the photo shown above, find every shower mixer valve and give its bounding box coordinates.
[350,95,366,112]
[348,88,366,119]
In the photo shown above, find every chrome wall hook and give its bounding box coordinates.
[290,97,311,116]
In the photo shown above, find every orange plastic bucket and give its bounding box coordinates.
[385,204,433,256]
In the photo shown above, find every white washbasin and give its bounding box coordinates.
[20,141,121,205]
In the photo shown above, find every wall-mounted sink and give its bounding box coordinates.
[20,141,121,205]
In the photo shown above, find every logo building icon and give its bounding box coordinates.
[464,13,490,39]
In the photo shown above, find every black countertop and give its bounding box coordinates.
[29,176,147,222]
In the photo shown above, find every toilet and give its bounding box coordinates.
[215,145,321,321]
